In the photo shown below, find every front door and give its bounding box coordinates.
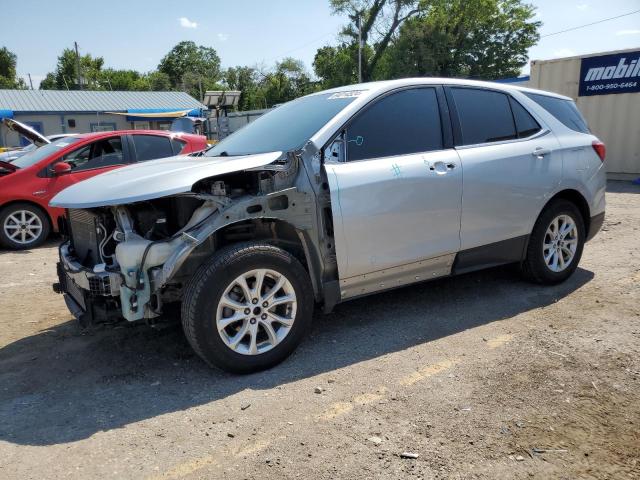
[324,87,463,298]
[42,135,128,214]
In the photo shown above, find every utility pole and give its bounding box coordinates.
[74,41,82,90]
[357,11,363,83]
[27,73,33,89]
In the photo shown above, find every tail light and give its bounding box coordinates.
[592,140,606,162]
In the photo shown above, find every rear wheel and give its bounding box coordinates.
[181,242,313,373]
[522,199,585,284]
[0,203,50,250]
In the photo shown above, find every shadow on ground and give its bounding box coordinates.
[0,265,593,446]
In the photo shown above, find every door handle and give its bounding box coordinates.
[532,147,550,159]
[430,161,456,174]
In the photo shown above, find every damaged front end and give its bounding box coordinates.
[53,150,323,326]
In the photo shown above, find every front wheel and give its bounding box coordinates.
[522,199,585,284]
[181,242,314,373]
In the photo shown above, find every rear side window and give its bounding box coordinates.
[132,135,174,162]
[346,87,443,161]
[451,88,517,145]
[509,98,541,138]
[524,92,589,134]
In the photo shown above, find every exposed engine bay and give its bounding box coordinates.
[56,153,338,325]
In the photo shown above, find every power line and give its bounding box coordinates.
[541,9,640,38]
[265,30,337,63]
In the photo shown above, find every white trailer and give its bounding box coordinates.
[529,47,640,178]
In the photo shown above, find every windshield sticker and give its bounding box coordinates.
[328,90,365,99]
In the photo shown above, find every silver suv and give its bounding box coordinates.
[51,78,606,373]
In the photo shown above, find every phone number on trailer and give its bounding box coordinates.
[585,81,638,92]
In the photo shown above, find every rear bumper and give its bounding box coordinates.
[586,212,605,242]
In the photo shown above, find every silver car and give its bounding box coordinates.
[51,78,606,373]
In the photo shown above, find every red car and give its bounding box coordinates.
[0,130,207,249]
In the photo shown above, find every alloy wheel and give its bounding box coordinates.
[216,268,297,355]
[3,210,43,246]
[543,214,578,273]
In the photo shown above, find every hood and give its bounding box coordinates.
[50,151,283,208]
[2,118,50,147]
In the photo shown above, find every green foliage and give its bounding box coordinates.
[327,0,429,81]
[384,0,541,79]
[224,66,264,110]
[319,0,540,86]
[158,41,222,97]
[223,59,318,110]
[39,48,104,90]
[0,46,27,89]
[260,58,318,107]
[313,44,360,88]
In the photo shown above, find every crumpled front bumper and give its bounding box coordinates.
[53,242,123,325]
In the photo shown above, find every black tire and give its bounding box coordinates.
[181,242,314,373]
[0,203,51,250]
[522,199,585,284]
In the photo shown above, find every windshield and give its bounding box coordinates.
[11,137,83,169]
[206,92,358,156]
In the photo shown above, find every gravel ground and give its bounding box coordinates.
[0,181,638,479]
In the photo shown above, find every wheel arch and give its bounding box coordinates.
[541,189,591,235]
[209,218,323,301]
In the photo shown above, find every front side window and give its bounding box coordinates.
[132,135,174,162]
[451,88,517,145]
[346,88,443,162]
[11,137,83,169]
[62,137,124,171]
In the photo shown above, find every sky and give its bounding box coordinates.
[1,0,639,88]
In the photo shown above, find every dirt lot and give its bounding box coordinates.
[0,181,638,480]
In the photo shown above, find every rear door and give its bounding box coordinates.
[324,87,463,294]
[446,87,562,260]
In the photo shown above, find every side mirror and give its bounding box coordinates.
[53,162,72,175]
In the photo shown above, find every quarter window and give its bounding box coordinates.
[509,98,541,138]
[171,138,188,155]
[132,135,174,162]
[524,92,589,134]
[346,88,443,162]
[451,88,517,145]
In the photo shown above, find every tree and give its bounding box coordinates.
[328,0,430,81]
[158,41,222,95]
[313,43,373,88]
[0,46,27,89]
[259,58,318,107]
[99,69,142,90]
[39,48,104,90]
[146,71,172,91]
[224,66,264,110]
[384,0,541,79]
